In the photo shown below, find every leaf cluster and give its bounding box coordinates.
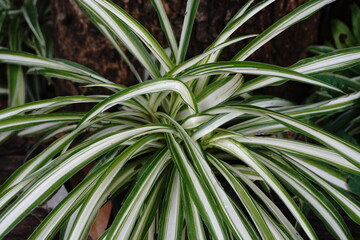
[0,0,359,239]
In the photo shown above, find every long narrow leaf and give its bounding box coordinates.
[130,173,165,240]
[0,125,173,238]
[0,96,103,120]
[204,0,275,64]
[79,79,198,126]
[68,135,161,239]
[0,113,83,132]
[233,0,335,61]
[286,154,360,225]
[0,49,112,84]
[22,0,46,56]
[75,0,163,78]
[165,133,228,240]
[164,115,260,240]
[7,65,25,107]
[85,0,173,71]
[210,139,317,240]
[150,0,178,57]
[179,61,341,92]
[221,134,359,174]
[176,0,200,64]
[226,162,302,238]
[239,47,360,93]
[105,149,170,239]
[158,168,183,240]
[255,151,352,240]
[169,35,257,75]
[230,92,360,134]
[181,184,206,240]
[208,105,360,167]
[208,154,275,240]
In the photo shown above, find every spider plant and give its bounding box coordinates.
[0,0,51,108]
[305,1,360,200]
[0,0,360,239]
[0,0,51,144]
[306,1,360,143]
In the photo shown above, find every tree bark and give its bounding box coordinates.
[51,0,321,102]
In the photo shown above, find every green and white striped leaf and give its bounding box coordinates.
[81,0,173,71]
[22,0,46,56]
[75,0,162,78]
[256,205,293,240]
[0,49,111,84]
[165,133,228,240]
[17,122,67,136]
[210,139,317,240]
[208,154,275,240]
[67,135,161,239]
[169,35,257,75]
[0,113,83,132]
[79,79,198,125]
[130,175,166,240]
[105,149,170,239]
[181,114,214,129]
[307,45,335,55]
[28,160,108,240]
[29,161,143,239]
[0,131,15,145]
[158,168,183,240]
[190,112,242,140]
[226,0,254,25]
[7,65,25,107]
[209,105,360,167]
[197,74,243,111]
[283,153,351,192]
[213,0,274,45]
[233,165,263,181]
[150,0,178,57]
[0,125,173,238]
[26,67,107,85]
[0,127,82,194]
[7,16,25,107]
[204,0,275,63]
[233,0,335,61]
[179,61,341,92]
[227,162,302,239]
[82,83,126,91]
[240,47,360,93]
[285,154,360,225]
[255,151,352,240]
[0,170,43,212]
[181,184,206,240]
[291,46,360,73]
[230,92,360,134]
[0,96,103,120]
[164,115,259,240]
[176,0,199,64]
[177,74,243,120]
[225,135,359,174]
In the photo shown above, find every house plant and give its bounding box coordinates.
[306,1,360,143]
[0,0,359,239]
[0,0,52,108]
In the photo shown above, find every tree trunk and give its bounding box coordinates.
[51,0,321,102]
